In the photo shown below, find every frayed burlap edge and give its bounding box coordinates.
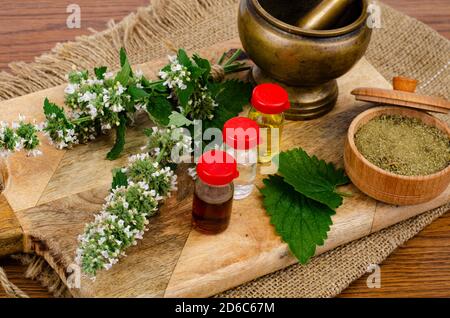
[0,0,449,298]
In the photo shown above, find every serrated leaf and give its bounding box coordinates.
[168,111,193,127]
[106,114,127,160]
[94,66,107,80]
[146,96,172,126]
[193,54,211,81]
[278,148,349,210]
[261,175,335,264]
[43,98,71,124]
[112,169,128,190]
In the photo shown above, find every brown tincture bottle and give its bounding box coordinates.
[192,150,239,234]
[192,181,234,234]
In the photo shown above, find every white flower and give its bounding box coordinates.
[158,71,168,80]
[87,104,98,119]
[79,91,97,103]
[64,83,79,95]
[135,69,144,79]
[104,72,114,80]
[28,149,43,157]
[116,83,126,96]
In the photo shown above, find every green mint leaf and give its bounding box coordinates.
[177,49,192,68]
[278,148,350,210]
[168,111,193,127]
[261,175,335,264]
[106,114,127,160]
[115,48,132,86]
[176,83,195,107]
[128,85,149,100]
[119,47,128,68]
[203,80,252,131]
[43,98,63,118]
[111,168,128,190]
[146,96,172,126]
[192,54,211,81]
[94,66,107,80]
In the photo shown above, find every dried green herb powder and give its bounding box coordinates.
[355,114,450,176]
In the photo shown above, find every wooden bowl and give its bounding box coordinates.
[344,106,450,205]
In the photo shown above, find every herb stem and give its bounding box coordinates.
[224,49,243,67]
[71,116,92,125]
[335,190,353,198]
[146,79,165,87]
[156,144,167,164]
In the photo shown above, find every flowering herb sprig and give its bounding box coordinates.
[64,48,252,277]
[75,126,192,277]
[0,115,42,158]
[43,49,150,160]
[43,48,252,160]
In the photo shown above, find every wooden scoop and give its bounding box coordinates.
[351,76,450,114]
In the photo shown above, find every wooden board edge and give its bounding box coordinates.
[0,193,24,257]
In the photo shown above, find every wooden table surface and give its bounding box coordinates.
[0,0,449,298]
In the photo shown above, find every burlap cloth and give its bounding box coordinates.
[0,0,449,297]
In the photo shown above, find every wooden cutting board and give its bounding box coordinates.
[0,38,449,298]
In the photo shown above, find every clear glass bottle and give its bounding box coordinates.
[247,83,290,164]
[192,150,239,234]
[223,117,260,200]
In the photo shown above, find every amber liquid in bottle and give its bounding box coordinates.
[192,185,234,234]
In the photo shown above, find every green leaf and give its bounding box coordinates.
[111,169,128,190]
[260,175,335,264]
[177,49,192,68]
[128,85,149,100]
[146,96,172,126]
[168,111,193,127]
[43,98,72,126]
[176,82,195,107]
[94,66,107,80]
[278,148,349,210]
[193,54,211,81]
[106,114,127,160]
[115,48,132,86]
[119,47,128,68]
[44,98,63,117]
[203,80,253,131]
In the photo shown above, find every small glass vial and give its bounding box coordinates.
[192,150,239,234]
[223,117,260,200]
[248,83,290,164]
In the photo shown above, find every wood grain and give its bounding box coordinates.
[0,0,148,71]
[1,39,448,298]
[1,0,450,299]
[352,87,450,114]
[0,194,23,258]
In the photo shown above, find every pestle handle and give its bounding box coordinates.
[296,0,357,30]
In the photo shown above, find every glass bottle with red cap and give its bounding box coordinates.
[248,83,290,164]
[192,150,239,234]
[223,117,260,200]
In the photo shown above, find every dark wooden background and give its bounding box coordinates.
[0,0,449,298]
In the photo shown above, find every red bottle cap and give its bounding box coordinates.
[223,117,260,150]
[251,83,290,115]
[197,150,239,186]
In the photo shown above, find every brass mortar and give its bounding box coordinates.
[238,0,372,120]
